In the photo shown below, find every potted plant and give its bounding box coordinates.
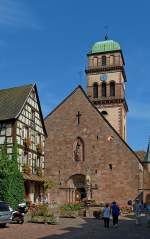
[36,167,43,177]
[23,164,31,175]
[23,137,31,149]
[36,144,43,155]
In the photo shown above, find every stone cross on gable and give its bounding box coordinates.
[76,111,82,125]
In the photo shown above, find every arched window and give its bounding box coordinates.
[73,137,84,162]
[110,55,114,65]
[102,55,106,66]
[110,81,115,96]
[93,57,98,67]
[102,82,106,97]
[93,82,98,98]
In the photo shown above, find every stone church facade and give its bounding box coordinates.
[45,38,150,205]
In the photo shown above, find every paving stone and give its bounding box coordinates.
[0,216,149,239]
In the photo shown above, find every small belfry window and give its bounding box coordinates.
[102,82,106,97]
[93,57,98,66]
[102,55,106,66]
[93,82,98,98]
[110,81,115,96]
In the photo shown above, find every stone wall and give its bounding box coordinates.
[45,87,141,206]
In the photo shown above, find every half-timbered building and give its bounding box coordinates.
[0,84,47,203]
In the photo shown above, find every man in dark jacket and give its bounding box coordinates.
[111,201,120,227]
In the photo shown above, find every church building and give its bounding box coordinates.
[45,38,148,205]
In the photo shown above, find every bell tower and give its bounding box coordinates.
[85,38,128,140]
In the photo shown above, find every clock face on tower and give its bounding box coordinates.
[100,74,107,81]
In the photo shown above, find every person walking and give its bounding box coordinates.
[103,204,111,228]
[134,199,143,225]
[146,202,150,227]
[111,201,120,227]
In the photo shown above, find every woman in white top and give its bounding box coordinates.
[103,203,111,228]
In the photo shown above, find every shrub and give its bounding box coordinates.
[29,204,58,224]
[62,203,81,211]
[60,203,81,218]
[0,142,24,209]
[32,204,51,217]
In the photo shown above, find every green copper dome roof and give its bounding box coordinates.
[91,40,121,54]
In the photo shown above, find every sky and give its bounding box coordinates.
[0,0,150,151]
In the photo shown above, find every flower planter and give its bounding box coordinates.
[36,144,43,155]
[23,164,31,175]
[60,210,79,218]
[23,138,31,149]
[46,216,58,224]
[31,216,45,223]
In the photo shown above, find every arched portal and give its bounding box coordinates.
[66,174,90,203]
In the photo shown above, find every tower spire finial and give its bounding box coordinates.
[104,25,109,41]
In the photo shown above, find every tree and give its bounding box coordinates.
[0,142,24,209]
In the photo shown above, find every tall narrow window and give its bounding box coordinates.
[110,81,115,96]
[110,55,114,65]
[102,82,106,97]
[102,55,106,66]
[93,57,98,67]
[22,126,29,139]
[93,83,98,98]
[31,109,35,122]
[31,109,35,128]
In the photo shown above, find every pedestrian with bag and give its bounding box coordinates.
[103,203,111,228]
[134,198,143,225]
[111,201,120,227]
[146,202,150,227]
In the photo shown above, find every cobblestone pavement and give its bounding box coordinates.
[0,216,149,239]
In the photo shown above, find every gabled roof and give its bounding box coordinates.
[135,151,146,162]
[0,84,33,121]
[0,84,47,136]
[45,85,142,164]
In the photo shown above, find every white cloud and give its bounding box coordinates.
[0,0,40,29]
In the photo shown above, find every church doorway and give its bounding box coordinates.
[67,174,89,203]
[75,188,87,202]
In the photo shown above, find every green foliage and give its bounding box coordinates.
[60,203,81,218]
[22,163,31,175]
[36,167,43,177]
[44,179,56,193]
[62,203,81,211]
[0,141,24,209]
[32,204,52,217]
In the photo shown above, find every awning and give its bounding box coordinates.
[23,173,49,182]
